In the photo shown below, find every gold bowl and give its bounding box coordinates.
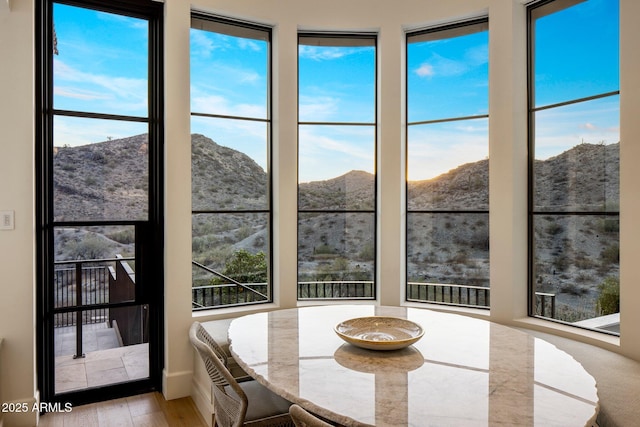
[334,316,424,351]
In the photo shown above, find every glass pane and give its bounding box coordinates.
[192,213,269,308]
[298,41,375,123]
[532,0,619,107]
[407,28,488,122]
[407,213,489,288]
[299,125,375,187]
[191,121,268,211]
[299,148,374,211]
[407,119,488,210]
[298,212,375,299]
[53,116,148,222]
[533,97,619,212]
[532,214,619,333]
[190,26,268,119]
[53,3,149,116]
[54,304,150,393]
[54,225,136,306]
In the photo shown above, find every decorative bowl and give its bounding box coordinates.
[334,316,424,351]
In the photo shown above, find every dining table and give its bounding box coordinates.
[227,305,598,427]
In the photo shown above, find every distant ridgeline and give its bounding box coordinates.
[53,133,619,217]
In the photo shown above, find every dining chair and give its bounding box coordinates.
[289,404,334,427]
[190,321,294,427]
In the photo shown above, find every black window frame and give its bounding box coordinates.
[190,13,274,310]
[405,18,490,309]
[296,32,378,301]
[527,0,620,334]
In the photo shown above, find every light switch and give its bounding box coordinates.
[0,210,14,230]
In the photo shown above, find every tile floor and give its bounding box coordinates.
[54,323,149,393]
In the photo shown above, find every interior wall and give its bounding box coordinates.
[0,1,638,425]
[0,1,38,426]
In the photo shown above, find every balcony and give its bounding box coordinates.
[53,256,149,393]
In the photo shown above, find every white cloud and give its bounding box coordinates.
[54,59,147,111]
[298,95,339,121]
[408,124,488,181]
[237,38,262,52]
[299,45,351,61]
[416,63,435,78]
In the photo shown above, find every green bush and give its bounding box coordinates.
[596,276,620,316]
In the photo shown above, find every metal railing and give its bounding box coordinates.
[535,292,557,318]
[298,281,374,300]
[192,261,270,310]
[54,257,134,358]
[407,282,490,308]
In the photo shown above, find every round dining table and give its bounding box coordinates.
[228,305,598,427]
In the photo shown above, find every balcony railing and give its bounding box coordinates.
[407,282,490,309]
[191,274,556,315]
[54,256,136,358]
[298,281,374,300]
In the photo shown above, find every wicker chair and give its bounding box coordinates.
[289,404,334,427]
[190,321,294,427]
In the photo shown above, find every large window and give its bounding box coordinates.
[406,19,489,308]
[297,34,377,300]
[190,16,272,310]
[529,0,620,333]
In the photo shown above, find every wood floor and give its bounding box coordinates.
[38,392,207,427]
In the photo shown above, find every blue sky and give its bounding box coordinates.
[53,0,619,181]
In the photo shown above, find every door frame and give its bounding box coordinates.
[35,0,164,406]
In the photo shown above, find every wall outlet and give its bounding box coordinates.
[0,210,14,230]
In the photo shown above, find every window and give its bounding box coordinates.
[190,15,272,310]
[406,19,490,308]
[37,0,164,404]
[297,34,377,300]
[528,0,620,334]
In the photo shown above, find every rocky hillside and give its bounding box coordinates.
[53,134,149,222]
[53,134,620,320]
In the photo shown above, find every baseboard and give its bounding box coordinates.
[162,369,193,400]
[1,395,38,427]
[191,376,213,427]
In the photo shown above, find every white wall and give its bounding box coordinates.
[0,0,38,425]
[0,1,639,425]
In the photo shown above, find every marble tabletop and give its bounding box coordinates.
[228,305,598,427]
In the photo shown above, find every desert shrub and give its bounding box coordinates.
[106,228,135,244]
[211,250,266,285]
[314,244,334,255]
[358,242,375,261]
[600,244,619,265]
[546,222,563,236]
[597,276,620,316]
[67,234,110,260]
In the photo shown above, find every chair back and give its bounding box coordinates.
[190,321,248,427]
[289,404,333,427]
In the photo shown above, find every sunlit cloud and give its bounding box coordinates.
[298,126,374,182]
[54,116,147,147]
[191,92,266,119]
[534,99,620,159]
[54,86,110,101]
[408,121,488,181]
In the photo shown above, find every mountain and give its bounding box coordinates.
[191,134,267,211]
[53,134,149,222]
[52,134,620,320]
